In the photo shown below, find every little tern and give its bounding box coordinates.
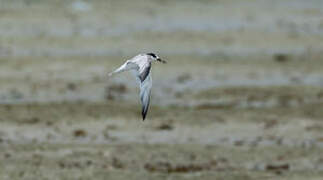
[108,53,166,121]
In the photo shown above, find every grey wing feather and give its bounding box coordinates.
[139,63,151,82]
[140,86,151,121]
[139,73,152,121]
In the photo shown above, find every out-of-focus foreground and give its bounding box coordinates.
[1,0,323,179]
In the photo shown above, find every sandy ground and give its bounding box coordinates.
[1,0,323,179]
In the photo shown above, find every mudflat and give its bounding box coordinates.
[1,0,323,179]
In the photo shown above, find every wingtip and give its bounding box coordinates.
[142,110,147,121]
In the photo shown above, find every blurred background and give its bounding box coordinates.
[1,0,323,179]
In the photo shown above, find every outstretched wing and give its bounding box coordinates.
[138,64,152,121]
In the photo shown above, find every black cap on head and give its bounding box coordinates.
[147,52,166,63]
[147,53,157,58]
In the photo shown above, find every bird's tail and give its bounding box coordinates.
[108,63,128,78]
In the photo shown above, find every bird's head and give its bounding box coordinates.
[147,53,166,64]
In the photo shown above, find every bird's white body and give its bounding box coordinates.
[108,53,165,120]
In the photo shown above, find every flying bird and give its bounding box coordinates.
[108,53,166,121]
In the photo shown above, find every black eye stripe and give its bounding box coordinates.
[147,53,157,58]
